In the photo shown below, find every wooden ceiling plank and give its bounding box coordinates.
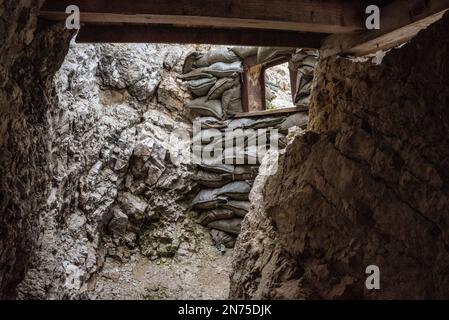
[321,0,449,57]
[75,24,327,47]
[40,0,365,34]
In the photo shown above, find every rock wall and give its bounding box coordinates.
[0,3,234,299]
[230,13,449,299]
[0,1,73,299]
[16,41,232,299]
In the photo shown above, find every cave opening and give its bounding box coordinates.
[2,1,449,302]
[10,40,315,300]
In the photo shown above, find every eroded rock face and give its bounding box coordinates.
[12,41,233,300]
[14,42,176,298]
[231,13,449,299]
[0,1,73,299]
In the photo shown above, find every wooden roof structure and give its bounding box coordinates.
[39,0,449,56]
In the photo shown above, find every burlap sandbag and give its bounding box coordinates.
[208,218,242,235]
[194,170,231,188]
[222,128,258,147]
[193,128,224,145]
[222,85,243,115]
[245,117,286,129]
[227,118,256,130]
[186,97,223,119]
[197,117,227,130]
[197,209,235,225]
[233,166,258,180]
[219,200,250,218]
[178,67,215,81]
[222,147,260,166]
[197,163,257,177]
[204,61,243,78]
[210,229,236,248]
[198,162,236,174]
[207,76,240,100]
[215,181,252,200]
[195,48,241,68]
[231,46,258,59]
[192,189,227,210]
[257,47,296,64]
[186,77,217,96]
[290,49,319,68]
[183,51,203,74]
[294,74,314,107]
[194,166,257,188]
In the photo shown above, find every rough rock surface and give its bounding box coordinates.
[0,3,231,298]
[231,14,449,299]
[265,63,293,109]
[0,1,73,299]
[14,41,233,299]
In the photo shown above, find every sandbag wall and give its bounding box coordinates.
[179,47,318,249]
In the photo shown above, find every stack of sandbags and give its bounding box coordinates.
[179,47,244,118]
[179,48,249,249]
[180,47,313,249]
[289,49,319,108]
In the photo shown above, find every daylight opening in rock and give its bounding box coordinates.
[2,1,449,303]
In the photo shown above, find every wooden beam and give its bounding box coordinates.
[75,24,327,47]
[233,107,307,118]
[242,56,266,113]
[40,0,365,34]
[321,0,449,57]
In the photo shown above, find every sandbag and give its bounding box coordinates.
[194,170,231,188]
[198,162,236,174]
[257,47,296,64]
[231,46,258,59]
[186,97,223,119]
[246,117,286,129]
[197,117,227,130]
[222,128,258,147]
[297,80,313,97]
[195,48,241,67]
[290,49,319,68]
[233,166,258,179]
[294,75,313,107]
[219,200,250,218]
[222,85,243,115]
[192,189,227,210]
[227,118,256,130]
[197,209,234,225]
[186,77,217,96]
[197,163,257,177]
[277,112,309,133]
[215,181,252,200]
[210,229,236,248]
[193,128,224,145]
[222,147,260,166]
[227,117,285,130]
[183,51,203,74]
[204,61,243,78]
[178,67,215,81]
[194,166,257,188]
[207,76,240,100]
[208,218,242,235]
